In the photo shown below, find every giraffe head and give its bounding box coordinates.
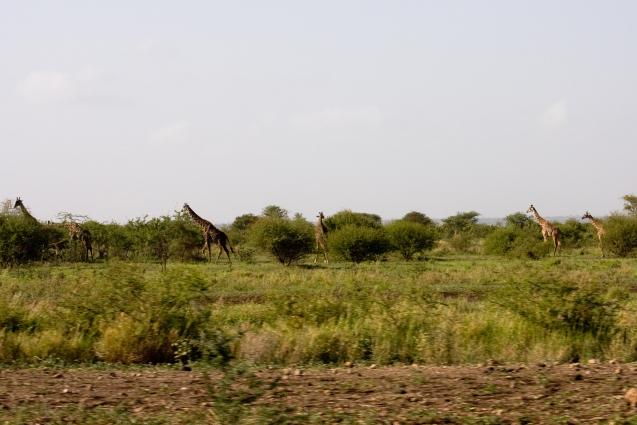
[582,211,593,220]
[13,197,23,209]
[182,203,190,213]
[526,204,536,214]
[317,212,325,220]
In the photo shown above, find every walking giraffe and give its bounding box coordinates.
[182,203,234,263]
[582,211,606,257]
[527,204,562,256]
[314,211,329,263]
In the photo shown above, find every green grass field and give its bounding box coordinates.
[1,256,636,368]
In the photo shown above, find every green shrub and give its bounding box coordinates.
[228,214,259,246]
[504,212,535,229]
[445,233,472,254]
[0,215,65,265]
[83,214,204,262]
[249,217,314,265]
[235,246,257,263]
[324,210,382,231]
[559,219,594,249]
[328,225,391,262]
[484,226,549,259]
[386,221,436,260]
[603,214,637,257]
[441,211,480,237]
[439,211,491,254]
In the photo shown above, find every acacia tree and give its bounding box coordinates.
[505,212,535,229]
[324,210,382,231]
[262,205,288,219]
[441,211,480,236]
[623,195,637,216]
[402,211,433,227]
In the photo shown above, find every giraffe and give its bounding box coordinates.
[13,197,68,260]
[582,211,605,257]
[527,204,562,256]
[13,197,38,223]
[314,211,329,263]
[182,203,234,263]
[63,220,93,262]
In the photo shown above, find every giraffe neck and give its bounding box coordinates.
[17,204,38,223]
[185,205,216,231]
[316,217,326,233]
[587,216,604,232]
[532,208,556,231]
[530,208,545,225]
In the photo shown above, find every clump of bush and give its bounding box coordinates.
[227,214,259,247]
[0,215,66,265]
[386,221,436,260]
[328,225,391,262]
[249,217,314,265]
[437,211,495,255]
[559,219,594,249]
[484,226,549,259]
[602,214,637,257]
[324,210,382,231]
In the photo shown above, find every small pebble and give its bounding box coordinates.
[625,388,637,409]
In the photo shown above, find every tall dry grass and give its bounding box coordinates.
[0,257,635,366]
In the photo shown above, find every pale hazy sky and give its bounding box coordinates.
[2,1,636,223]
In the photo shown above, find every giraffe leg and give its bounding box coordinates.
[216,244,223,263]
[202,240,211,262]
[553,235,561,256]
[225,244,232,263]
[219,243,231,264]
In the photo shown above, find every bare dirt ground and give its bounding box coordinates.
[1,362,637,424]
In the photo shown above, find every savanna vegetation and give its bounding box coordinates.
[0,258,636,368]
[2,197,637,423]
[1,195,637,370]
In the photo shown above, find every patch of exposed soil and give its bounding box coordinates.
[1,362,636,423]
